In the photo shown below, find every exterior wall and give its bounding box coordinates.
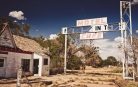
[42,57,50,76]
[0,52,32,78]
[0,54,7,77]
[136,57,138,75]
[0,52,50,77]
[33,53,50,76]
[33,53,42,76]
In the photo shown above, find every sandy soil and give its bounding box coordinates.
[0,66,121,87]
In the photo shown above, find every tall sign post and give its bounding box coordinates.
[62,27,68,74]
[120,1,134,80]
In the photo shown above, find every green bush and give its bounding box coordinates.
[67,55,82,70]
[102,56,118,66]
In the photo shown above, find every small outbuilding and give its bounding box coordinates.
[0,23,50,77]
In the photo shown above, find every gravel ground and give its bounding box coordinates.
[0,66,121,87]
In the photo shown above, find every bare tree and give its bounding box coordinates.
[129,36,138,75]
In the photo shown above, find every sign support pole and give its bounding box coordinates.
[120,1,125,79]
[64,33,67,74]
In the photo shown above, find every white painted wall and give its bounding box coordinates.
[42,57,50,76]
[0,55,7,77]
[0,52,50,77]
[33,53,42,76]
[33,53,50,76]
[0,52,32,77]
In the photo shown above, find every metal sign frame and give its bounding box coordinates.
[62,1,135,81]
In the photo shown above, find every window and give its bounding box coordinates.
[21,59,30,72]
[43,59,48,65]
[0,59,4,67]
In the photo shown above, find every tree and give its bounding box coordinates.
[103,56,118,66]
[118,36,138,75]
[0,17,30,36]
[87,55,103,67]
[67,55,82,70]
[128,36,138,75]
[35,34,101,73]
[34,34,84,71]
[34,34,66,69]
[80,45,102,67]
[22,23,30,35]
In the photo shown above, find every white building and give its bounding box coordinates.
[0,23,50,77]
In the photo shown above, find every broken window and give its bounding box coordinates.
[0,59,4,67]
[43,59,48,65]
[21,59,30,72]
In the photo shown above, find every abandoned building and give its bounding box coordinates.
[0,23,50,78]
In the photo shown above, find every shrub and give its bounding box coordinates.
[67,55,82,70]
[102,56,118,66]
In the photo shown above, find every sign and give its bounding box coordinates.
[76,17,107,27]
[62,27,68,34]
[80,32,103,40]
[119,22,126,30]
[89,24,108,32]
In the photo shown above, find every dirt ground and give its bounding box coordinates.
[0,66,123,87]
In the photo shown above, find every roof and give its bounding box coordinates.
[0,23,48,56]
[13,35,48,55]
[0,23,17,48]
[0,23,32,54]
[0,45,32,54]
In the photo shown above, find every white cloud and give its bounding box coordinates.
[114,36,122,42]
[49,34,58,40]
[93,37,124,60]
[9,11,26,20]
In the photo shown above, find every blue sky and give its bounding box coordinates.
[0,0,138,59]
[0,0,138,37]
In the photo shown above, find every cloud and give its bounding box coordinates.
[114,36,122,42]
[9,11,26,20]
[35,29,39,32]
[49,34,58,39]
[93,37,124,60]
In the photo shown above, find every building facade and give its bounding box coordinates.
[0,23,50,77]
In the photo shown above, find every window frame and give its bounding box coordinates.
[0,57,5,68]
[43,59,48,65]
[21,59,30,72]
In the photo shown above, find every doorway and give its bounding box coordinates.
[33,59,39,74]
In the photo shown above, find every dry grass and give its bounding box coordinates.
[0,66,134,87]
